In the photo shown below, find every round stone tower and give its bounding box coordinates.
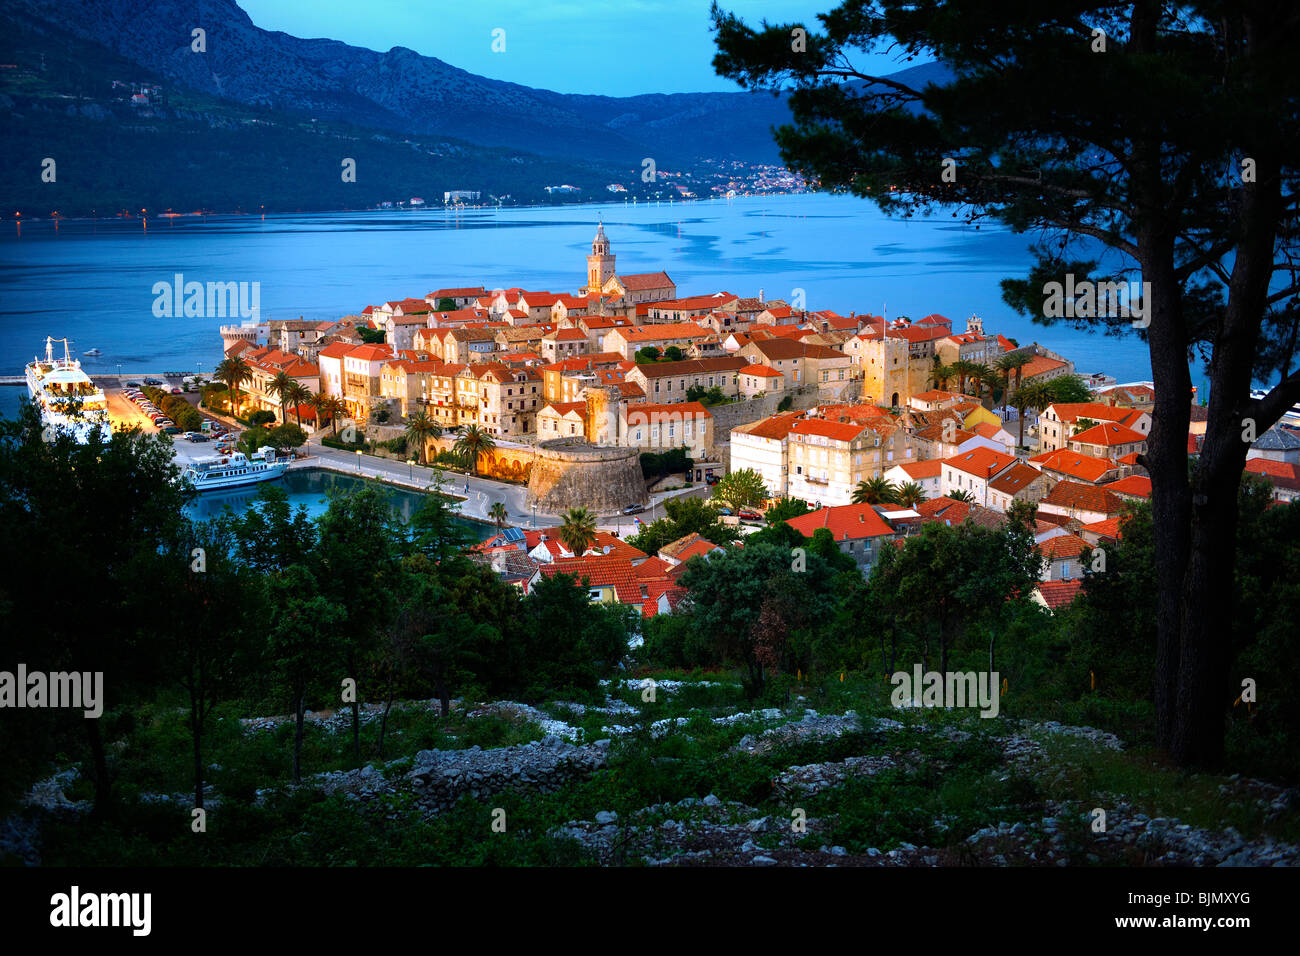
[527,438,646,514]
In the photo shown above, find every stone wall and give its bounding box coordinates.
[528,438,647,512]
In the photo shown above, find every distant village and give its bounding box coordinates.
[216,223,1300,618]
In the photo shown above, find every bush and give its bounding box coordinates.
[322,435,366,452]
[432,450,467,469]
[777,395,794,412]
[248,410,277,427]
[640,447,693,479]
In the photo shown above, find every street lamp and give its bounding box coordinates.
[406,458,415,481]
[355,449,362,473]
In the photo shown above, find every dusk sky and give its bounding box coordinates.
[236,0,907,97]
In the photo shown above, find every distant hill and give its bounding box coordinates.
[12,0,797,166]
[0,7,631,216]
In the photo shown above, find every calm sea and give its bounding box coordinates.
[181,468,486,533]
[0,193,1160,418]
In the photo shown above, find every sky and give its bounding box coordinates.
[236,0,908,97]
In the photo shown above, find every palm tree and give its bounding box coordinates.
[995,352,1030,406]
[977,365,1002,406]
[315,396,346,436]
[405,410,442,465]
[951,359,978,397]
[931,362,956,391]
[285,381,312,428]
[268,370,294,423]
[1014,380,1056,450]
[895,481,927,508]
[948,488,977,504]
[452,424,496,476]
[559,507,598,556]
[851,476,898,505]
[214,356,252,414]
[489,501,508,529]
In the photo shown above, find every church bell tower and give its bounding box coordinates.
[586,219,616,295]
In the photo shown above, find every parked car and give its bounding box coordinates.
[705,474,721,485]
[621,504,645,515]
[715,507,733,516]
[124,380,142,388]
[161,426,181,435]
[144,377,163,386]
[738,507,764,521]
[169,387,183,395]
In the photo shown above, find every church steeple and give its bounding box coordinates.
[586,218,615,294]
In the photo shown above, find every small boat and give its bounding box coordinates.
[84,348,102,356]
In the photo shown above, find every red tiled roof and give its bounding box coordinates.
[1245,458,1300,489]
[617,272,674,291]
[786,503,895,539]
[1080,517,1124,541]
[790,418,867,443]
[1041,481,1125,514]
[740,363,784,377]
[893,459,942,480]
[988,462,1046,495]
[1020,355,1068,379]
[1036,579,1084,609]
[1039,533,1090,561]
[625,401,712,423]
[1105,475,1152,498]
[734,411,804,441]
[616,322,709,342]
[943,446,1017,480]
[1070,421,1146,446]
[1029,449,1119,483]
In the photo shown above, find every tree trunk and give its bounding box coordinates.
[1139,212,1193,754]
[379,695,393,759]
[191,694,204,811]
[293,691,305,784]
[85,719,112,820]
[1168,145,1282,766]
[351,698,360,766]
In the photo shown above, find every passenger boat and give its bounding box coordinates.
[26,337,110,442]
[179,447,289,491]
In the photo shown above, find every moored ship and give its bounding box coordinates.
[179,447,289,492]
[26,337,110,442]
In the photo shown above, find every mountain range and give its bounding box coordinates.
[1,0,948,214]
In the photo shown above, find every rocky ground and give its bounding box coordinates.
[5,686,1297,867]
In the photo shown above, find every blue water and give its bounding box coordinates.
[181,467,487,532]
[0,194,1155,387]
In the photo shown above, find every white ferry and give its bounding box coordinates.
[26,337,110,442]
[179,447,289,492]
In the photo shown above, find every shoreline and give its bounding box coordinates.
[4,190,814,226]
